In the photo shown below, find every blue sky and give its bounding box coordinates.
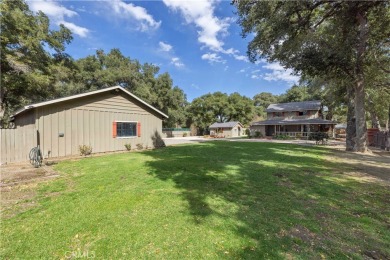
[28,0,300,101]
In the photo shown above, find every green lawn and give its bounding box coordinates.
[1,142,389,259]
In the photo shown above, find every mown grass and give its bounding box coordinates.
[1,142,389,259]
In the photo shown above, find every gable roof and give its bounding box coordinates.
[251,118,336,126]
[209,121,243,128]
[12,86,168,119]
[267,100,321,112]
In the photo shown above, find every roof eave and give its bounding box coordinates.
[11,86,169,119]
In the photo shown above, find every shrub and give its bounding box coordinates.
[245,129,251,136]
[273,134,292,140]
[309,132,329,144]
[124,143,131,151]
[183,132,188,137]
[79,145,92,156]
[254,131,263,138]
[136,143,143,150]
[151,130,166,148]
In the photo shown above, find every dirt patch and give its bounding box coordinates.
[1,163,60,218]
[278,225,323,250]
[325,149,390,183]
[363,249,389,260]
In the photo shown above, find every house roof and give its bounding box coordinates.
[267,100,321,112]
[335,124,347,129]
[209,121,243,128]
[251,118,337,126]
[12,86,169,119]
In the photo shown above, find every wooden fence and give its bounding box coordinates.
[1,125,37,164]
[371,130,390,151]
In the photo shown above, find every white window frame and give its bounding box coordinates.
[115,121,138,139]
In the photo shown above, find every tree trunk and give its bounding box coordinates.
[367,95,381,130]
[346,86,356,151]
[353,10,368,152]
[388,104,390,130]
[354,80,367,152]
[370,112,381,130]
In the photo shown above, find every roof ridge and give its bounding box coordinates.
[12,86,168,118]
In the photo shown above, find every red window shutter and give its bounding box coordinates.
[137,122,141,137]
[112,122,117,138]
[296,111,299,116]
[273,112,275,117]
[308,111,311,116]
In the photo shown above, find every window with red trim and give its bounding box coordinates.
[113,122,138,137]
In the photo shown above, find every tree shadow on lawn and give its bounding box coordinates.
[143,141,390,259]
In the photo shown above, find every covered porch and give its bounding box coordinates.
[251,119,337,139]
[269,124,334,138]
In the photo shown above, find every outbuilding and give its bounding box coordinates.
[209,121,243,138]
[4,86,167,163]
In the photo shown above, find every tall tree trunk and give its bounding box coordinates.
[346,86,356,151]
[388,104,390,130]
[353,10,368,152]
[367,95,381,130]
[370,112,381,130]
[354,80,367,152]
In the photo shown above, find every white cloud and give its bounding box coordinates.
[201,53,226,64]
[171,57,184,68]
[60,21,89,38]
[159,41,172,52]
[163,0,250,65]
[233,54,248,62]
[110,0,161,31]
[29,1,77,19]
[259,62,300,83]
[28,0,89,38]
[163,0,229,52]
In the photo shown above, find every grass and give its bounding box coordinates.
[1,141,389,259]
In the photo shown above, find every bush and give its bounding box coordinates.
[151,130,166,148]
[245,129,251,136]
[79,145,92,156]
[254,131,263,138]
[273,134,292,140]
[124,143,131,151]
[309,132,329,144]
[136,143,143,150]
[183,132,188,137]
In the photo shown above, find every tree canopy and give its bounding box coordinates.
[0,0,72,122]
[234,0,390,152]
[188,92,254,133]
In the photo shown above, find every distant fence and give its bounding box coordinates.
[162,128,190,131]
[371,130,390,151]
[1,126,37,164]
[162,128,191,138]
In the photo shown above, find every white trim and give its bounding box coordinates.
[12,86,169,118]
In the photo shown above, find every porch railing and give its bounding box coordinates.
[275,132,309,138]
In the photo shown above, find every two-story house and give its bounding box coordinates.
[250,100,337,138]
